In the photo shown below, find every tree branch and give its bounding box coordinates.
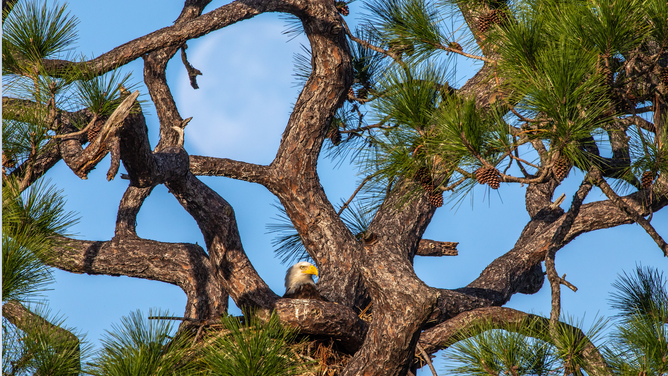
[48,236,227,320]
[166,173,279,309]
[189,155,271,185]
[115,185,155,238]
[59,91,139,179]
[545,176,593,329]
[416,239,458,257]
[591,169,668,257]
[38,0,307,78]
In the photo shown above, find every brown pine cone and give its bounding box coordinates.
[87,119,104,143]
[478,15,492,34]
[487,169,501,189]
[475,166,501,189]
[329,127,342,145]
[475,167,491,184]
[641,171,655,189]
[429,191,443,207]
[448,41,463,51]
[357,87,368,100]
[414,167,435,192]
[553,157,571,181]
[336,1,349,16]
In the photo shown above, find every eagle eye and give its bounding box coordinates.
[300,265,306,270]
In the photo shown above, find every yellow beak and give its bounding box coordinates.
[303,265,319,277]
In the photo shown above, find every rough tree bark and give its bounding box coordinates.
[3,0,668,375]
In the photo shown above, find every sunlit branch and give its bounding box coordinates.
[592,168,668,257]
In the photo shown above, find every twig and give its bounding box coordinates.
[592,168,668,257]
[340,123,391,134]
[338,175,373,215]
[560,273,578,292]
[549,193,566,210]
[508,152,540,169]
[513,139,531,178]
[180,43,203,89]
[432,42,495,63]
[340,17,405,67]
[417,343,439,376]
[438,176,466,192]
[545,176,593,331]
[53,114,98,140]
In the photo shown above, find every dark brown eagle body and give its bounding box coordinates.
[283,261,326,301]
[283,282,323,300]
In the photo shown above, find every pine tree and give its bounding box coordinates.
[3,0,668,375]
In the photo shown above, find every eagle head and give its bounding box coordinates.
[284,261,319,295]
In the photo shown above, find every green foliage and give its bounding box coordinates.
[267,200,374,264]
[2,0,79,64]
[266,202,312,265]
[2,177,78,303]
[430,97,510,169]
[443,315,607,376]
[73,66,134,117]
[610,265,668,319]
[443,267,668,376]
[89,310,196,376]
[2,307,88,376]
[202,313,306,376]
[2,113,55,171]
[362,65,446,182]
[606,266,668,376]
[364,0,446,60]
[548,315,608,375]
[446,327,557,376]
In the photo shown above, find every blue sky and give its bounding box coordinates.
[33,0,668,373]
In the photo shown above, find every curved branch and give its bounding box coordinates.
[59,91,139,179]
[48,236,226,320]
[39,0,306,78]
[115,185,155,237]
[591,169,668,256]
[166,172,279,308]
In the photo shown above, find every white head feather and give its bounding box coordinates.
[285,261,318,295]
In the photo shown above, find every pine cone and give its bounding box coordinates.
[414,167,433,191]
[429,191,443,207]
[87,118,104,143]
[553,157,571,181]
[448,41,463,51]
[357,87,368,100]
[487,170,501,189]
[329,127,342,145]
[336,1,350,16]
[475,166,501,189]
[478,14,492,34]
[641,171,655,189]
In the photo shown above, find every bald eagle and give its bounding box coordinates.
[283,261,325,300]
